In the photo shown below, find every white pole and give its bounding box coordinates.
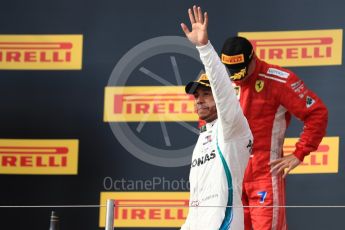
[105,199,115,230]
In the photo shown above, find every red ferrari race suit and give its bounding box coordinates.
[235,58,328,230]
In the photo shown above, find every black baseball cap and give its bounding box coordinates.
[221,36,254,80]
[185,73,210,94]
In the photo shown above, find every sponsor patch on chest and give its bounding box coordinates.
[191,150,216,168]
[267,68,290,78]
[306,96,316,108]
[202,135,212,145]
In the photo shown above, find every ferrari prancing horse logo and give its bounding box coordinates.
[255,80,264,92]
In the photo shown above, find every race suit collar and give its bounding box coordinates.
[206,119,217,130]
[200,119,217,133]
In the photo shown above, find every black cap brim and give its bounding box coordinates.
[228,66,243,76]
[185,81,210,94]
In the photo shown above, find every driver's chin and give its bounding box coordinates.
[198,112,210,121]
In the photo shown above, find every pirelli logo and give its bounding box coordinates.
[0,139,79,175]
[221,53,244,65]
[284,137,339,174]
[99,192,189,227]
[104,86,198,122]
[239,29,342,67]
[0,35,83,69]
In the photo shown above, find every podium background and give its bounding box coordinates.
[0,0,344,229]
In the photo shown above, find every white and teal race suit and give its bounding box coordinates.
[181,41,253,230]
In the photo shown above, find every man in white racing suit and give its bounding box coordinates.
[180,5,253,230]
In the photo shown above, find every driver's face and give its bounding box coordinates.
[193,87,217,123]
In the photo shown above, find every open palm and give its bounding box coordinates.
[181,5,209,46]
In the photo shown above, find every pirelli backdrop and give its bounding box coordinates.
[0,1,344,230]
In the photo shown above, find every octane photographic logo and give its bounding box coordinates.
[105,36,203,167]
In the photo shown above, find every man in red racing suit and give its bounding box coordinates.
[219,36,328,230]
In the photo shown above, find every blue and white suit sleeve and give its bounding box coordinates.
[196,41,250,141]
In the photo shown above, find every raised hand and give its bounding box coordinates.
[181,5,209,46]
